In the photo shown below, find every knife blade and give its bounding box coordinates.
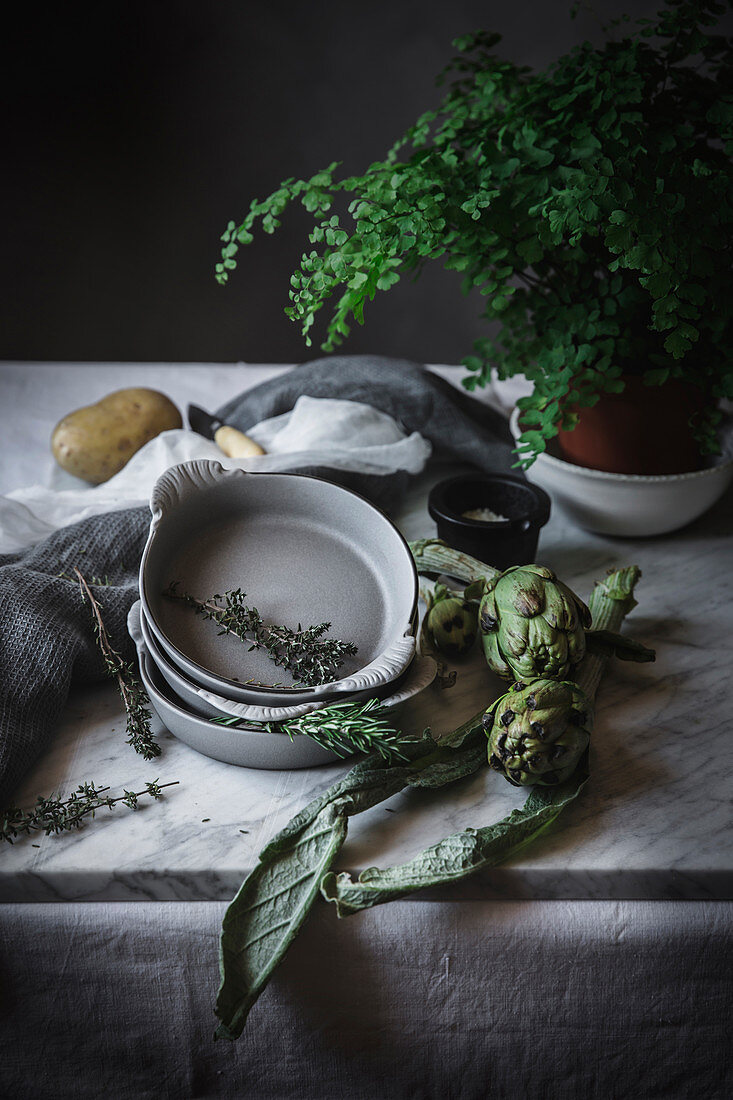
[188,404,266,458]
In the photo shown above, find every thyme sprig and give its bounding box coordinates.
[2,779,179,844]
[212,698,408,761]
[166,583,358,688]
[75,568,161,759]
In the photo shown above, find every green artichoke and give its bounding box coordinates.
[477,565,592,681]
[484,678,592,787]
[424,584,478,657]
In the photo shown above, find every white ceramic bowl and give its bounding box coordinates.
[510,408,733,537]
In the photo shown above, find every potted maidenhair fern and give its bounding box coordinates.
[216,0,733,475]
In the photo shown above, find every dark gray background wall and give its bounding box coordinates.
[0,1,692,363]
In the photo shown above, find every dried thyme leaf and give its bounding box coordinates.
[2,780,179,843]
[75,568,160,759]
[166,583,357,687]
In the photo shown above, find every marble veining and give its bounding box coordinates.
[1,368,732,903]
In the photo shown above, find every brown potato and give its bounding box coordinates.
[51,388,183,483]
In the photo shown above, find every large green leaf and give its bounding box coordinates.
[214,721,488,1040]
[215,801,348,1040]
[321,760,589,916]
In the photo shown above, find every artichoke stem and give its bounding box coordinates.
[409,539,501,585]
[576,566,642,700]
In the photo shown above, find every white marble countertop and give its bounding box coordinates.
[1,362,731,903]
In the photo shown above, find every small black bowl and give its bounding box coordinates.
[428,474,551,570]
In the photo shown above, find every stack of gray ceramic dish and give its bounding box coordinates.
[128,459,435,769]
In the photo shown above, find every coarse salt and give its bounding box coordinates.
[461,507,508,523]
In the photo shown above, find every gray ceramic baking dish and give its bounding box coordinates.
[139,460,418,705]
[137,648,340,769]
[129,604,437,769]
[135,600,415,723]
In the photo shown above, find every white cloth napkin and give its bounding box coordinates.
[0,396,431,553]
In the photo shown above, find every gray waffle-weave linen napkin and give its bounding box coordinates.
[0,507,150,808]
[0,355,516,806]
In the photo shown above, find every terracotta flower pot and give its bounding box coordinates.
[556,375,705,475]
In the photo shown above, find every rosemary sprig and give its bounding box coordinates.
[75,567,161,759]
[212,698,407,761]
[1,779,179,844]
[166,583,358,688]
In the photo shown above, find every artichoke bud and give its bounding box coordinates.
[425,584,478,657]
[484,678,592,787]
[477,565,591,681]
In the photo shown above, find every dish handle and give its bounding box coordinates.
[127,599,144,650]
[319,633,417,697]
[149,459,247,527]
